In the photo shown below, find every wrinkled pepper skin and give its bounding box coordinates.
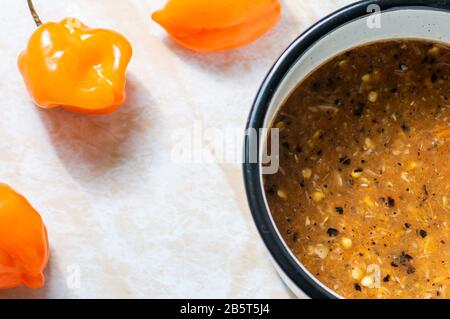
[19,18,132,115]
[152,0,281,52]
[0,184,48,289]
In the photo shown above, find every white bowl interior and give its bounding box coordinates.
[259,7,450,298]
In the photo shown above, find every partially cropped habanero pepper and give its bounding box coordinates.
[19,18,132,115]
[0,184,48,289]
[152,0,281,52]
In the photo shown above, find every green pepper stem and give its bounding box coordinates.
[27,0,42,27]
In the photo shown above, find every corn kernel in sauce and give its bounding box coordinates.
[264,40,450,299]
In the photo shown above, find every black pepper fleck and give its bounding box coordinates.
[327,228,339,237]
[431,73,438,83]
[422,185,429,202]
[387,197,395,207]
[339,157,351,166]
[399,252,413,264]
[353,102,365,117]
[401,123,411,132]
[407,266,416,274]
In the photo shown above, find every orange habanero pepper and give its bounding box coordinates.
[0,184,49,289]
[152,0,281,52]
[19,0,132,115]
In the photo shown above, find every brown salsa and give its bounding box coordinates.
[265,40,450,299]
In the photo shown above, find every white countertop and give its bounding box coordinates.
[0,0,354,298]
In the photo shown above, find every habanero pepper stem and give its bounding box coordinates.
[27,0,42,27]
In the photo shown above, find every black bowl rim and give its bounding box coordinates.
[243,0,450,299]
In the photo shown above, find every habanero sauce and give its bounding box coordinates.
[265,40,450,298]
